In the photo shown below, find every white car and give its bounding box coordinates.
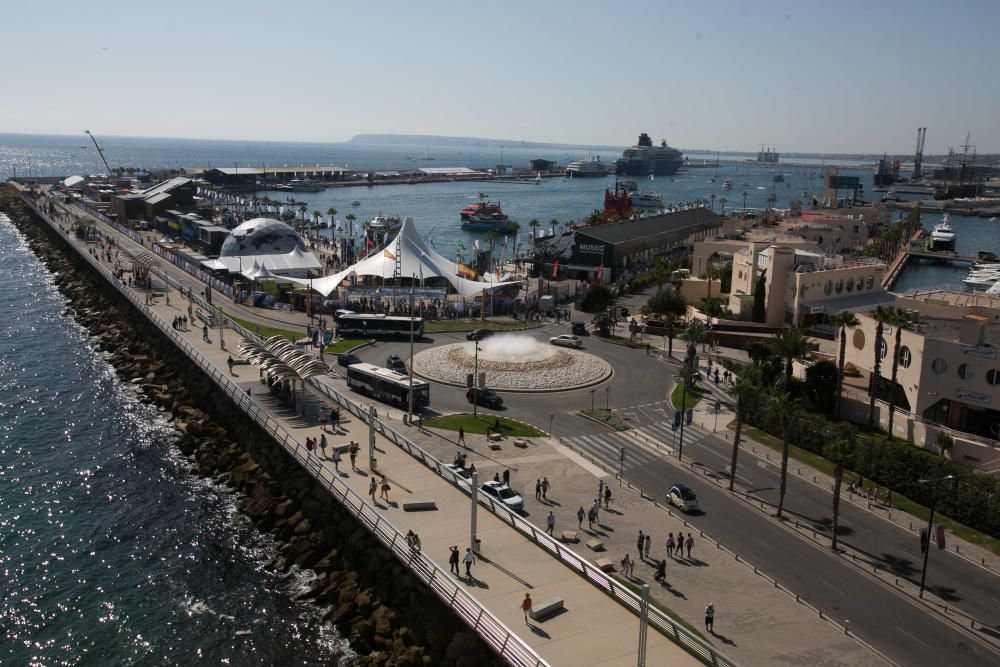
[479,481,524,512]
[549,334,582,348]
[668,484,698,513]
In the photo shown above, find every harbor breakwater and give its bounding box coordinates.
[0,185,500,667]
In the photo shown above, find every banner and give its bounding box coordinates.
[551,259,559,279]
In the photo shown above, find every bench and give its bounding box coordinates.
[488,442,502,451]
[595,558,615,572]
[487,432,503,442]
[513,439,529,448]
[230,358,251,366]
[585,538,604,551]
[402,500,437,512]
[560,530,579,543]
[528,597,565,621]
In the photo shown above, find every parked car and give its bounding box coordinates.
[480,480,524,511]
[668,484,698,512]
[466,328,496,341]
[386,354,407,373]
[549,334,582,348]
[337,353,361,367]
[571,321,588,336]
[466,387,503,409]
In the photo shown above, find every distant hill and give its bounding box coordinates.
[347,134,623,151]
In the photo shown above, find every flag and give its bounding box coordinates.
[474,239,481,251]
[383,249,396,260]
[596,261,604,283]
[551,259,559,279]
[366,233,375,249]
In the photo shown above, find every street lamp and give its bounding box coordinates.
[590,388,596,413]
[407,276,416,424]
[473,340,481,418]
[917,474,956,598]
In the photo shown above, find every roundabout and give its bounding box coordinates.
[412,334,612,392]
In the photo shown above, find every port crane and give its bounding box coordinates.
[84,129,114,176]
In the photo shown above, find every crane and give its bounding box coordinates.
[84,130,114,176]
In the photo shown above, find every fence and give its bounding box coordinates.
[21,194,549,667]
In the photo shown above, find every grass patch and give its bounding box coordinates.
[424,319,540,333]
[736,424,1000,557]
[227,314,302,341]
[579,409,631,431]
[611,575,713,645]
[671,382,705,410]
[423,413,543,437]
[325,338,366,354]
[853,421,911,446]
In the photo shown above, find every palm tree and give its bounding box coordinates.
[704,263,720,302]
[719,198,727,215]
[729,376,755,491]
[772,392,799,519]
[528,218,540,238]
[680,319,708,359]
[829,311,860,418]
[771,328,812,393]
[710,193,716,212]
[766,193,777,211]
[823,426,856,550]
[345,212,356,237]
[663,312,680,358]
[327,207,337,226]
[549,218,560,235]
[885,308,911,439]
[868,305,894,426]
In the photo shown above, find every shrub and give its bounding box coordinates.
[580,284,614,312]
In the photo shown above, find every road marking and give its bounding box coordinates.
[896,626,930,649]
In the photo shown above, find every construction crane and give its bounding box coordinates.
[84,129,114,176]
[912,127,927,180]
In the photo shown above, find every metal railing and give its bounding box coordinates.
[22,195,549,667]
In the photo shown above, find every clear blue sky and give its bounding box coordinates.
[2,0,997,154]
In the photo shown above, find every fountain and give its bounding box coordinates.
[412,333,611,391]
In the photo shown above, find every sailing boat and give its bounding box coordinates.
[649,173,655,181]
[422,147,434,161]
[535,172,542,183]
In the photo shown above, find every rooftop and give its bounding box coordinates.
[577,207,722,246]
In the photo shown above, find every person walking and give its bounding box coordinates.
[493,472,501,484]
[705,603,715,633]
[541,477,550,500]
[603,485,611,509]
[502,468,510,487]
[587,505,596,530]
[654,558,666,584]
[318,433,327,457]
[369,477,377,502]
[349,441,359,470]
[458,426,466,447]
[576,506,585,529]
[675,533,685,558]
[202,324,209,342]
[412,533,421,553]
[521,593,532,624]
[534,479,542,501]
[685,533,694,559]
[644,533,652,559]
[591,499,600,524]
[636,530,645,560]
[666,533,675,557]
[380,477,391,502]
[332,447,342,472]
[464,547,475,579]
[227,355,234,375]
[449,546,460,575]
[545,511,555,536]
[621,553,632,577]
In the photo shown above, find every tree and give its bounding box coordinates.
[710,193,716,212]
[823,427,856,550]
[298,204,308,221]
[868,305,894,426]
[680,319,708,359]
[745,340,772,366]
[935,431,954,458]
[663,312,681,358]
[771,328,812,392]
[549,218,560,234]
[804,360,839,417]
[772,392,799,519]
[528,218,540,237]
[885,308,911,439]
[345,212,356,235]
[829,311,860,418]
[327,207,337,225]
[729,376,755,491]
[646,288,685,319]
[580,284,614,313]
[704,263,720,302]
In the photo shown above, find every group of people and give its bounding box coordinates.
[625,529,695,588]
[171,315,189,331]
[848,479,891,507]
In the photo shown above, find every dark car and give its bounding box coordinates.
[466,387,503,409]
[386,354,407,373]
[466,328,496,341]
[337,353,361,367]
[571,321,588,336]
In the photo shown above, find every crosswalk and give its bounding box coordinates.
[564,421,714,475]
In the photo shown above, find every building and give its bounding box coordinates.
[199,165,351,188]
[112,177,195,222]
[783,210,872,252]
[542,208,723,282]
[201,217,320,278]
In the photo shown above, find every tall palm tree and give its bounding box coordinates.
[823,426,856,550]
[549,218,560,235]
[771,328,812,392]
[885,308,911,439]
[772,392,799,519]
[704,263,720,302]
[327,207,337,226]
[729,376,755,491]
[868,305,894,426]
[766,193,777,211]
[663,312,680,358]
[829,311,860,418]
[528,218,540,238]
[680,319,708,359]
[298,204,308,221]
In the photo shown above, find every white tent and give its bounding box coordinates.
[284,217,521,299]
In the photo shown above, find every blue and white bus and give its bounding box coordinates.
[335,313,424,338]
[346,362,430,409]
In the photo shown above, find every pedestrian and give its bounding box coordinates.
[685,533,694,559]
[654,558,666,583]
[319,433,327,457]
[333,447,342,472]
[227,356,234,374]
[603,485,611,509]
[576,506,585,529]
[644,533,652,559]
[406,530,415,549]
[541,477,550,500]
[502,468,510,487]
[458,426,466,447]
[349,441,359,470]
[380,477,391,502]
[521,593,532,624]
[306,437,314,455]
[666,533,675,557]
[329,408,337,432]
[587,506,596,530]
[493,472,501,484]
[545,511,555,536]
[705,603,715,633]
[598,479,604,500]
[621,553,632,577]
[676,534,685,557]
[464,547,475,579]
[449,546,460,575]
[535,479,542,501]
[591,499,600,524]
[369,477,377,502]
[413,533,421,552]
[636,530,645,560]
[202,324,209,342]
[886,488,892,508]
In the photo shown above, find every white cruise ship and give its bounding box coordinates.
[565,154,609,178]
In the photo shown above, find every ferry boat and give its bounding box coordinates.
[565,154,610,178]
[930,215,956,248]
[613,133,684,176]
[368,214,403,235]
[461,212,515,233]
[621,180,663,209]
[285,179,325,192]
[461,197,504,221]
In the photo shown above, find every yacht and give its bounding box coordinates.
[613,133,684,176]
[285,179,325,192]
[565,154,610,178]
[367,214,404,235]
[621,180,664,209]
[722,179,733,190]
[881,188,899,202]
[930,215,956,248]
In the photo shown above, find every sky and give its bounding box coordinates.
[1,0,997,154]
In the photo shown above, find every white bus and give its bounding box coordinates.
[346,362,430,409]
[335,313,424,338]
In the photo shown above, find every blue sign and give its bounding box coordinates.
[673,410,681,427]
[685,408,693,425]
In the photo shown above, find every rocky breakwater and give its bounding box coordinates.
[1,186,501,667]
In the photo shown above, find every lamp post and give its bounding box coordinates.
[471,470,479,555]
[407,277,416,424]
[637,582,650,666]
[590,388,596,413]
[368,404,376,470]
[473,340,480,418]
[917,474,955,598]
[605,385,611,411]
